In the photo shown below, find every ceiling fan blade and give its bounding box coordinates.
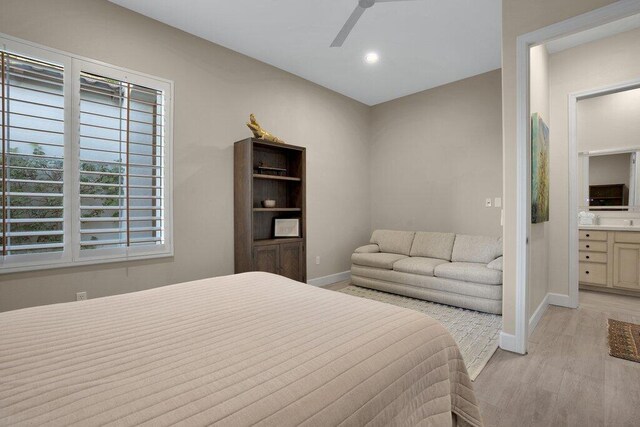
[330,5,367,47]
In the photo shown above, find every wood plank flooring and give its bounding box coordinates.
[321,280,352,291]
[325,282,640,426]
[472,290,640,427]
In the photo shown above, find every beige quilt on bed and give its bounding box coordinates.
[0,272,483,426]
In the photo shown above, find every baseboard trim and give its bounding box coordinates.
[307,271,351,287]
[548,292,573,308]
[580,283,639,298]
[529,293,550,337]
[499,332,519,353]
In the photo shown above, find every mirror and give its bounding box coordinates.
[577,87,640,211]
[579,151,639,210]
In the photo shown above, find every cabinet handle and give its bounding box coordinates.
[586,234,590,237]
[586,245,590,248]
[586,255,590,259]
[586,271,590,274]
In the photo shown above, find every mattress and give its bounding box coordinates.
[0,272,483,426]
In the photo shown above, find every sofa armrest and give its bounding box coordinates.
[355,244,380,254]
[487,256,503,271]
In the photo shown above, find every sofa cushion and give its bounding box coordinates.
[451,235,502,264]
[487,256,503,271]
[351,252,407,269]
[434,262,502,285]
[392,257,449,276]
[370,230,415,256]
[354,244,380,253]
[410,232,456,260]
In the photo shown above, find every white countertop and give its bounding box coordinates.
[579,225,640,231]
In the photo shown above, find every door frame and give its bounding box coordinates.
[514,0,640,354]
[568,77,640,308]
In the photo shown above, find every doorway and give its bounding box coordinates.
[513,1,640,355]
[570,82,640,306]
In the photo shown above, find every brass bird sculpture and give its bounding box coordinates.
[246,114,285,144]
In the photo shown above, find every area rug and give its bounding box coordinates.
[338,285,502,380]
[608,319,640,363]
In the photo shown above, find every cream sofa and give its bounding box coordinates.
[351,230,503,314]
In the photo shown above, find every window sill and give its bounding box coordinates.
[0,248,174,275]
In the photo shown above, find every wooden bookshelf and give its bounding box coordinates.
[234,138,306,282]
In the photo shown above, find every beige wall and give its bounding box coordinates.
[588,153,631,187]
[578,88,640,152]
[546,27,640,299]
[0,0,372,311]
[501,0,616,336]
[369,70,503,237]
[528,45,550,317]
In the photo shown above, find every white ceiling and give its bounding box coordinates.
[108,0,502,106]
[546,13,640,54]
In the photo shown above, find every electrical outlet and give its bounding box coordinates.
[315,256,320,265]
[76,291,87,301]
[485,198,492,207]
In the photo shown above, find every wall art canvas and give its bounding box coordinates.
[531,112,549,223]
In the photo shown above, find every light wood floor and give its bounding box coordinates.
[325,282,640,426]
[474,290,640,427]
[322,280,352,291]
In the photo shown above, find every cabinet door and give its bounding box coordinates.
[253,244,280,275]
[613,243,640,290]
[280,242,304,282]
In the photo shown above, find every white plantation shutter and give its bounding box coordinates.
[78,71,166,255]
[0,35,172,273]
[1,51,66,256]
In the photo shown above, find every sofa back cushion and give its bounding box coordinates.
[370,230,415,256]
[451,235,503,264]
[410,232,456,261]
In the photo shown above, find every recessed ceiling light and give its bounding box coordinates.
[364,52,379,64]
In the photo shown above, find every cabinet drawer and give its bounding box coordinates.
[579,230,607,241]
[614,232,640,244]
[579,262,607,286]
[579,241,607,252]
[579,251,607,263]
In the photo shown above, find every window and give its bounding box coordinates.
[78,71,166,256]
[0,36,172,273]
[1,51,65,257]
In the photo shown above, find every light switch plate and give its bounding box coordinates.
[495,197,502,208]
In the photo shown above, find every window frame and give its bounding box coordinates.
[0,34,174,274]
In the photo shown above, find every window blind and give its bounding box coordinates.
[0,35,172,273]
[1,51,65,256]
[78,71,164,251]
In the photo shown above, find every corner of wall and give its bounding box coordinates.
[529,292,549,336]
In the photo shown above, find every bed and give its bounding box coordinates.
[0,272,483,426]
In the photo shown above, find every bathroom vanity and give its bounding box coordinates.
[579,227,640,295]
